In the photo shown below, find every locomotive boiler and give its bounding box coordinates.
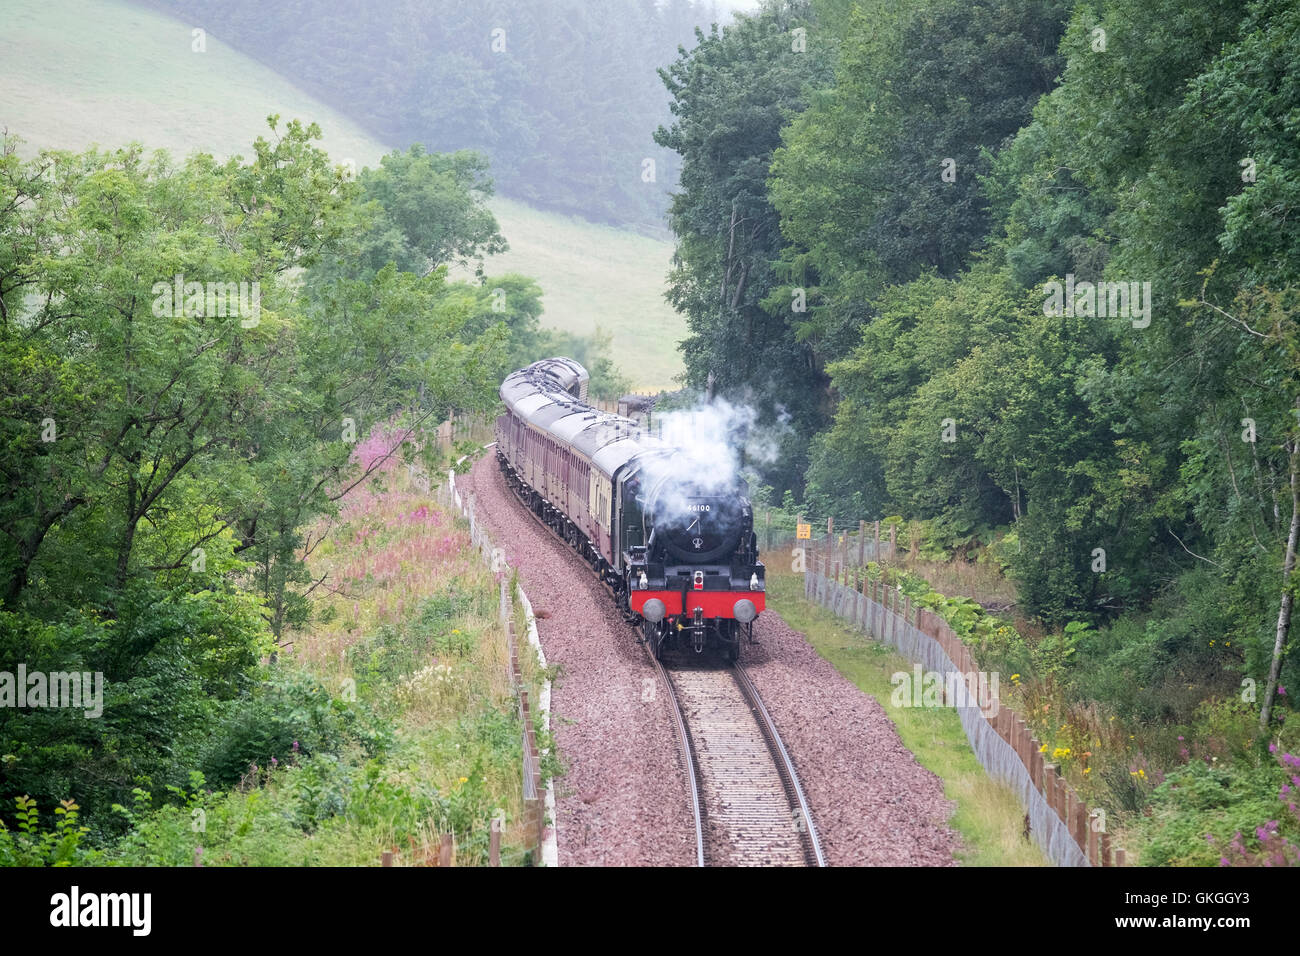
[495,357,766,660]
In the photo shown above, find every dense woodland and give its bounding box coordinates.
[137,0,726,231]
[661,0,1299,679]
[657,0,1300,859]
[0,121,567,854]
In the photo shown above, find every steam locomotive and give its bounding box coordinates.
[495,358,766,661]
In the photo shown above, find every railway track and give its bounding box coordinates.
[490,446,824,866]
[651,653,826,867]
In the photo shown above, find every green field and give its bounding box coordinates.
[0,0,686,389]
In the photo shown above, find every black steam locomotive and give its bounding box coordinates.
[495,358,766,660]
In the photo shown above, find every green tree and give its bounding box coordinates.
[655,0,833,494]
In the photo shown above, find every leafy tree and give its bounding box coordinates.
[147,0,725,230]
[655,0,833,494]
[309,145,506,286]
[770,0,1072,354]
[0,118,515,827]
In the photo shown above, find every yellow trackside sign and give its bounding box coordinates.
[796,523,811,539]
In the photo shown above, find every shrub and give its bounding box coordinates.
[0,795,100,867]
[199,666,389,789]
[1139,757,1297,866]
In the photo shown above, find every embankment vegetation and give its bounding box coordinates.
[0,120,556,863]
[670,0,1300,864]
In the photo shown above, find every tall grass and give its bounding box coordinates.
[281,427,535,864]
[71,428,544,867]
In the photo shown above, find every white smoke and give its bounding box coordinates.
[636,396,790,519]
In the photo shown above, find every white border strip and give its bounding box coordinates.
[447,462,559,867]
[514,581,558,867]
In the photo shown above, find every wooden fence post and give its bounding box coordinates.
[490,822,501,866]
[894,587,901,643]
[882,586,889,643]
[1074,799,1088,853]
[869,580,877,637]
[381,850,393,867]
[858,519,866,566]
[439,832,454,867]
[889,587,897,645]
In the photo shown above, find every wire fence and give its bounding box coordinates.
[803,547,1124,867]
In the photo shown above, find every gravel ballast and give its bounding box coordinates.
[462,454,696,866]
[462,452,958,866]
[741,614,960,866]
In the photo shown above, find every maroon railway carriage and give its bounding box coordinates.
[495,358,766,661]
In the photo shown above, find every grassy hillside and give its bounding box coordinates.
[0,0,686,389]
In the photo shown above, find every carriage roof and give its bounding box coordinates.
[500,358,671,481]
